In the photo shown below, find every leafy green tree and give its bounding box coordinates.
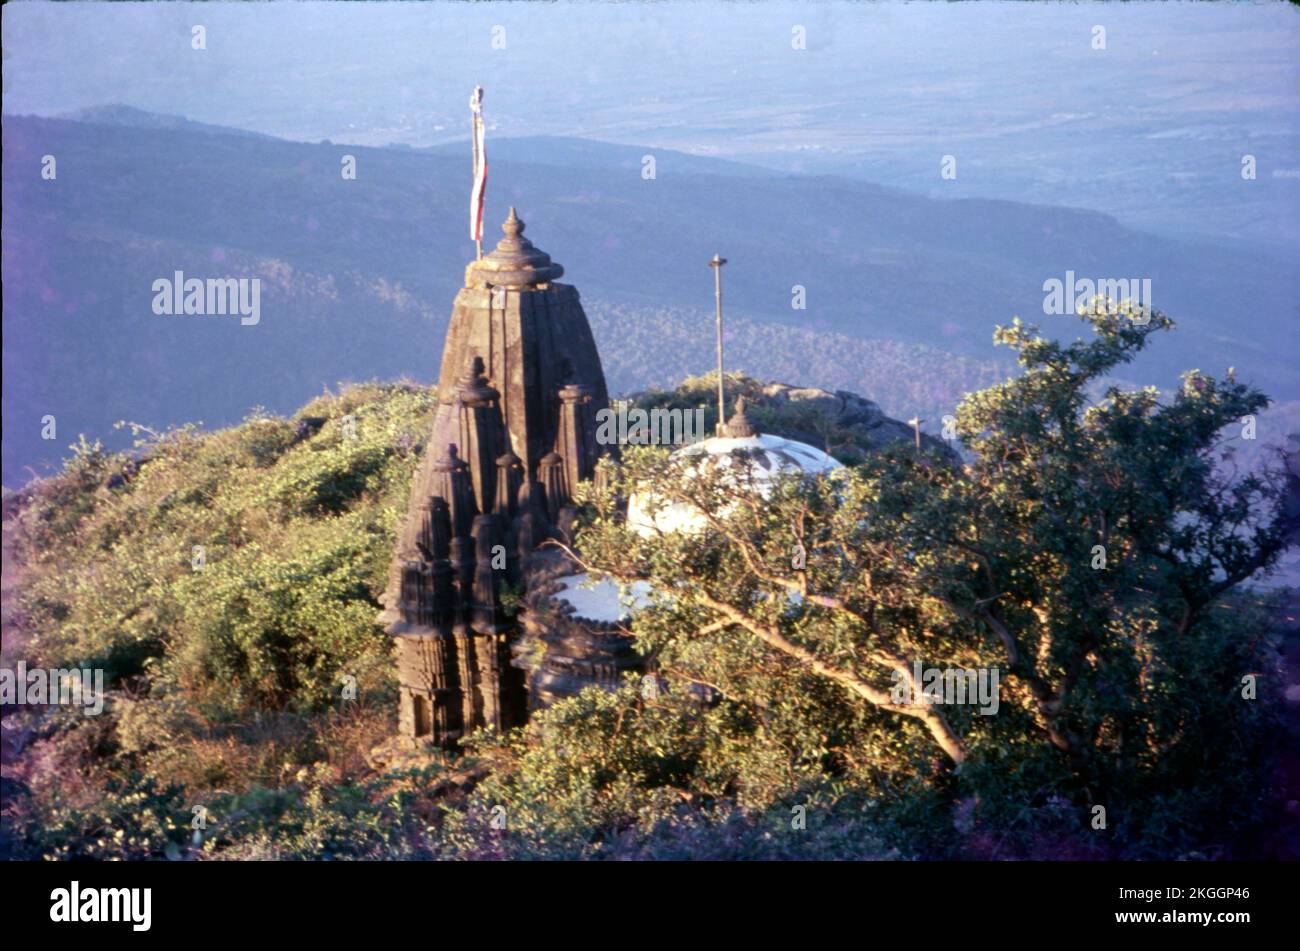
[574,304,1287,815]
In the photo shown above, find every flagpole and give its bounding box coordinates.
[470,86,485,261]
[709,254,728,436]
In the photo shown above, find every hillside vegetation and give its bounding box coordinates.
[1,376,920,859]
[1,312,1293,860]
[2,383,429,858]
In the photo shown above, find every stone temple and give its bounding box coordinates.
[378,207,616,745]
[380,208,876,746]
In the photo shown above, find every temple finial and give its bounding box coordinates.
[503,207,523,237]
[726,396,757,438]
[466,207,562,287]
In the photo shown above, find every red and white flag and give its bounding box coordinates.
[469,86,487,245]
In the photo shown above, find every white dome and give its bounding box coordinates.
[627,431,844,536]
[678,432,842,477]
[552,573,654,622]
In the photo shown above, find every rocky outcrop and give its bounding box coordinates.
[754,382,955,461]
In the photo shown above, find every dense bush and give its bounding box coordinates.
[10,383,431,711]
[3,383,432,859]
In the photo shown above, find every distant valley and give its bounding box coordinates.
[3,110,1296,486]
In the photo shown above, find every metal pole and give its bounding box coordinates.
[710,254,728,436]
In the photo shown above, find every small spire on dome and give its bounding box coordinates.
[503,206,523,237]
[725,396,757,438]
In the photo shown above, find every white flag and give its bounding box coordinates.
[470,86,487,243]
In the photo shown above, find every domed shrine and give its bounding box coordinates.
[626,396,843,537]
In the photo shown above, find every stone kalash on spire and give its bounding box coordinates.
[380,209,610,746]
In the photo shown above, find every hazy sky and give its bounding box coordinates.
[5,1,1299,241]
[5,2,1297,143]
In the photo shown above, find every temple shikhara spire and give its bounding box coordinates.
[380,207,611,745]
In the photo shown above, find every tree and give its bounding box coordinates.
[572,303,1288,803]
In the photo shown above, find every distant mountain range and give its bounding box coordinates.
[57,104,279,140]
[3,109,1297,486]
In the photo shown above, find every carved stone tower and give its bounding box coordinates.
[380,209,610,745]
